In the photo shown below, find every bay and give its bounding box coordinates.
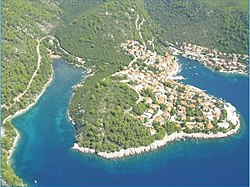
[12,57,249,186]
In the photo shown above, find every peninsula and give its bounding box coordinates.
[71,39,240,158]
[1,0,248,186]
[62,0,244,159]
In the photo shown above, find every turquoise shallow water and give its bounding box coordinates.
[12,57,249,186]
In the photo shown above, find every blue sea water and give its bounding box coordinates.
[11,57,249,186]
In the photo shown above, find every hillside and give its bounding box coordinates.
[2,0,61,121]
[54,0,167,152]
[1,0,61,185]
[143,0,249,54]
[54,0,164,61]
[1,0,248,185]
[54,0,245,154]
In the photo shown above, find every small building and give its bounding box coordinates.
[207,122,213,129]
[217,122,229,129]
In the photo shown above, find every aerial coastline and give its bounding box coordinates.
[2,0,248,186]
[41,12,245,158]
[56,9,245,160]
[3,61,54,163]
[3,36,243,182]
[73,120,240,159]
[71,39,241,159]
[1,39,67,169]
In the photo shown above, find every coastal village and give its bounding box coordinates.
[53,19,242,157]
[2,1,248,186]
[37,14,241,158]
[116,40,239,135]
[168,42,248,75]
[77,39,242,159]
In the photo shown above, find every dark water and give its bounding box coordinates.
[12,57,249,186]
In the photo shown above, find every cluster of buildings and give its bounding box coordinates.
[169,42,248,75]
[117,40,238,134]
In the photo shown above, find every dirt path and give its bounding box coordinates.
[135,14,146,51]
[1,34,86,111]
[135,14,140,30]
[127,84,143,104]
[13,36,47,103]
[2,36,48,111]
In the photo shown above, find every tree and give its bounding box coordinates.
[160,103,167,111]
[155,127,166,140]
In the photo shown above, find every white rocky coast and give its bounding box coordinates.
[73,114,240,159]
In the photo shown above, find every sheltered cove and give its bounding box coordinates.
[3,35,242,161]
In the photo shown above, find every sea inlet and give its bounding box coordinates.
[11,57,249,186]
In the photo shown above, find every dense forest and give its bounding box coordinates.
[2,0,61,120]
[54,0,164,61]
[59,0,162,152]
[1,0,61,185]
[1,0,248,185]
[144,0,249,54]
[57,0,248,152]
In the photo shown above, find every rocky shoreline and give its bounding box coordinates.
[5,71,53,160]
[7,128,20,165]
[2,56,58,164]
[73,116,240,159]
[71,40,242,159]
[2,65,54,125]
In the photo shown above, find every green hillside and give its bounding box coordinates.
[143,0,249,54]
[200,0,248,10]
[55,0,161,152]
[1,0,61,185]
[54,0,249,153]
[1,0,248,185]
[54,0,162,62]
[2,0,61,120]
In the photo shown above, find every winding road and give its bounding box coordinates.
[2,35,51,124]
[2,36,47,112]
[14,36,47,103]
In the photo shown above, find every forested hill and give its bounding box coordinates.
[1,0,248,185]
[53,0,248,154]
[54,0,163,61]
[1,0,61,186]
[2,0,61,120]
[54,0,249,69]
[144,0,249,54]
[55,0,166,153]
